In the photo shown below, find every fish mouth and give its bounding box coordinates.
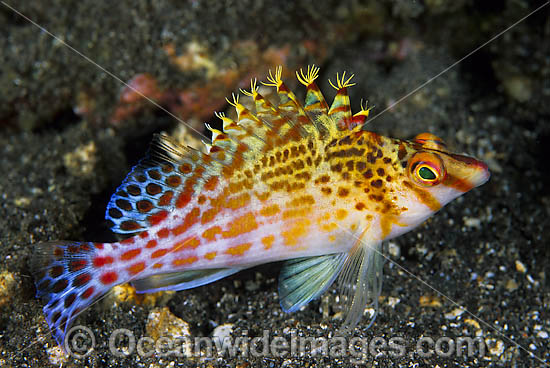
[470,160,491,187]
[448,152,491,188]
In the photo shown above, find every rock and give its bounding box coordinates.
[146,307,192,357]
[419,295,442,308]
[212,323,234,343]
[0,271,16,307]
[63,141,97,177]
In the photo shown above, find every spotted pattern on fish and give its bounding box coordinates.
[31,65,490,348]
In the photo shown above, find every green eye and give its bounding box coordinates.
[418,166,436,180]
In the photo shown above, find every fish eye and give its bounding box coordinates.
[408,152,445,186]
[417,165,437,180]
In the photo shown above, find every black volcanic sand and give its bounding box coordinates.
[0,1,548,367]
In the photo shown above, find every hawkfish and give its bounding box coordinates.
[32,65,490,347]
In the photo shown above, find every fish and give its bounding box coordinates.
[31,65,490,347]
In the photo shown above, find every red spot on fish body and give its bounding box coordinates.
[100,272,118,285]
[93,256,114,267]
[148,210,169,226]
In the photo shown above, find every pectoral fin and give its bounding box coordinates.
[278,253,347,313]
[278,238,384,333]
[337,240,384,333]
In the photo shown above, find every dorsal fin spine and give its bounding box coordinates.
[328,71,355,131]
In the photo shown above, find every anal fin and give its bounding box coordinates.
[131,268,243,293]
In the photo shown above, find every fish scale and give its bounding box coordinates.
[31,65,490,348]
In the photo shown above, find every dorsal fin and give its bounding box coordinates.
[107,66,372,235]
[105,134,222,235]
[225,93,272,147]
[328,71,355,131]
[240,78,292,144]
[296,65,329,118]
[261,66,317,140]
[348,99,373,130]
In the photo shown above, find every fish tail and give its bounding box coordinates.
[31,241,116,348]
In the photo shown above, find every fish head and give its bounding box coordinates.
[390,132,490,233]
[351,131,490,239]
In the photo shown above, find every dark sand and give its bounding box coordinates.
[0,1,548,366]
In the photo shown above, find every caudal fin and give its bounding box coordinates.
[31,241,111,347]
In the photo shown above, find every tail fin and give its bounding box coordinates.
[31,241,112,347]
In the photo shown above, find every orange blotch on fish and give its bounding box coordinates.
[204,251,217,260]
[146,239,157,248]
[260,204,280,217]
[402,181,441,211]
[172,236,200,251]
[120,248,141,261]
[128,262,146,275]
[139,231,149,239]
[222,213,258,239]
[201,207,221,225]
[336,209,348,220]
[152,263,163,269]
[282,207,309,220]
[173,207,201,235]
[288,195,315,207]
[262,235,275,250]
[172,256,198,266]
[203,176,219,191]
[151,249,169,258]
[316,212,331,225]
[255,191,270,201]
[100,271,118,285]
[202,226,222,241]
[321,222,338,232]
[226,242,252,256]
[224,192,251,210]
[282,219,311,246]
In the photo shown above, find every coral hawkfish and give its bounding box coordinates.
[32,65,490,347]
